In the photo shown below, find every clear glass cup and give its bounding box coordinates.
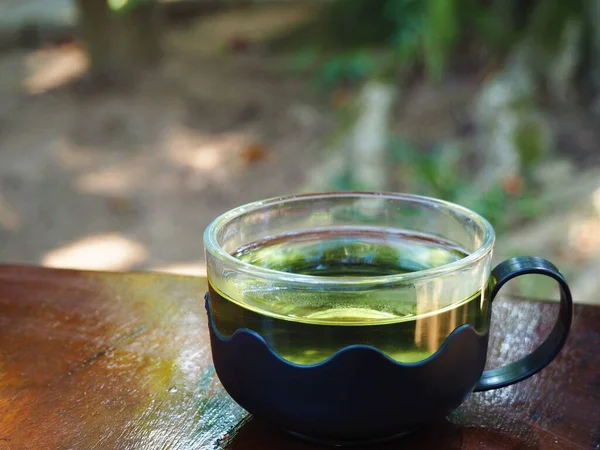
[204,192,494,364]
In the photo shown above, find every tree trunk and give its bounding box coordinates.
[75,0,114,83]
[306,81,397,192]
[350,81,397,191]
[113,1,162,75]
[75,0,161,86]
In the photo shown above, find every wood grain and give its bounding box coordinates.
[0,265,598,449]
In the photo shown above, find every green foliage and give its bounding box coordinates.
[390,137,465,199]
[527,0,585,53]
[321,0,398,47]
[388,136,547,232]
[512,116,548,178]
[468,185,511,231]
[291,0,511,87]
[461,0,511,51]
[422,0,459,80]
[286,0,594,89]
[109,0,153,14]
[384,0,425,62]
[108,0,126,11]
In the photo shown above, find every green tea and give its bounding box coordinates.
[208,228,489,364]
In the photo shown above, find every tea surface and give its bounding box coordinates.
[209,228,488,364]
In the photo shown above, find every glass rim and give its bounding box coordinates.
[203,192,496,286]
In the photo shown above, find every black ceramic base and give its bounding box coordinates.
[285,429,414,447]
[205,293,489,443]
[205,256,574,445]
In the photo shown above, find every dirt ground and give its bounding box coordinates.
[0,5,334,274]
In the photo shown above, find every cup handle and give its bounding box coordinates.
[474,256,573,392]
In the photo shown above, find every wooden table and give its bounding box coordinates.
[0,265,598,449]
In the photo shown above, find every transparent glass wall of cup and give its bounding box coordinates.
[204,193,495,365]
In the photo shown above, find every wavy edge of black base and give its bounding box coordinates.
[204,292,487,369]
[205,293,489,444]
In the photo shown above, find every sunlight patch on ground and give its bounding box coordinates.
[568,220,600,259]
[0,195,20,231]
[53,142,103,171]
[75,165,146,195]
[567,186,600,260]
[23,44,87,95]
[152,262,207,277]
[167,126,252,175]
[170,143,223,172]
[593,185,600,215]
[42,233,147,270]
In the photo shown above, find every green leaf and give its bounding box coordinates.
[109,0,153,13]
[422,0,459,79]
[527,0,585,53]
[388,136,419,163]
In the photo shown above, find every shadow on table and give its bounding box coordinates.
[218,417,537,450]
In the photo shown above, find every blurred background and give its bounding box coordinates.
[0,0,598,303]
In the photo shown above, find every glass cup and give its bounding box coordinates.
[203,192,572,445]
